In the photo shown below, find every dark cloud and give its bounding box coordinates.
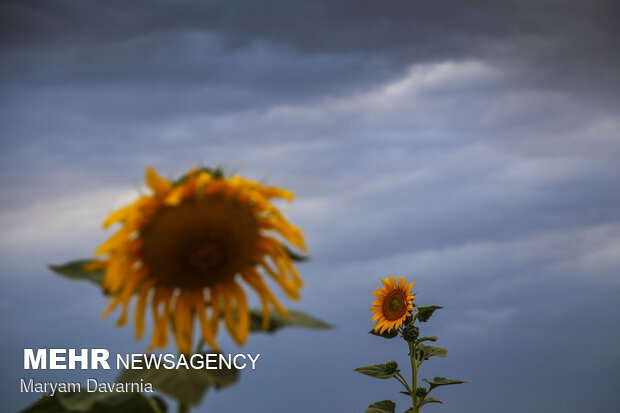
[2,0,619,97]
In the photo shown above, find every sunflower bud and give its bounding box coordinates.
[384,361,398,374]
[402,325,419,343]
[416,387,427,397]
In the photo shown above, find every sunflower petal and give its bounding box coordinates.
[145,167,172,197]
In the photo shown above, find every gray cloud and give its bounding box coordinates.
[2,0,619,96]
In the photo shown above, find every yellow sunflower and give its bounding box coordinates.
[93,167,307,354]
[370,276,416,333]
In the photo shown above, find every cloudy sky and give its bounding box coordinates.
[1,0,619,412]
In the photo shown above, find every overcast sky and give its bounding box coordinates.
[1,1,619,412]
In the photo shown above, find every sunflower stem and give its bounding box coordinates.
[195,338,205,353]
[178,401,190,413]
[394,371,412,394]
[409,340,418,412]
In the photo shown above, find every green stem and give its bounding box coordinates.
[409,341,417,412]
[178,402,190,413]
[195,338,205,354]
[394,371,412,394]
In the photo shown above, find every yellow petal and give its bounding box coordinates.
[145,167,171,197]
[134,281,154,339]
[195,290,219,351]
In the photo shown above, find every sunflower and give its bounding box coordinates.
[370,276,416,333]
[93,167,307,354]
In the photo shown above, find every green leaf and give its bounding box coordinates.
[422,377,467,391]
[48,259,103,286]
[18,395,63,413]
[365,400,396,413]
[399,391,412,397]
[416,344,448,360]
[148,396,168,413]
[147,396,168,413]
[116,353,238,406]
[19,392,166,413]
[403,409,414,413]
[420,396,443,406]
[59,391,166,413]
[414,306,442,323]
[416,336,438,344]
[249,309,333,333]
[354,362,399,379]
[368,327,399,339]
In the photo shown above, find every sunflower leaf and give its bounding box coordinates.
[365,400,396,413]
[416,344,448,360]
[48,259,103,286]
[59,392,166,413]
[354,362,399,379]
[420,396,444,406]
[249,309,333,333]
[421,377,467,391]
[116,353,238,406]
[17,394,63,413]
[368,327,399,339]
[414,306,442,323]
[19,391,167,413]
[416,336,438,344]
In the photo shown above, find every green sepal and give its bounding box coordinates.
[416,344,448,361]
[284,245,310,262]
[422,377,467,391]
[48,259,103,286]
[116,353,238,406]
[249,309,333,333]
[404,313,414,325]
[369,327,399,339]
[173,167,225,185]
[354,362,399,379]
[414,306,442,323]
[18,391,167,413]
[365,400,396,413]
[204,167,225,179]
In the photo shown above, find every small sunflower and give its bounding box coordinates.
[93,167,307,354]
[370,276,416,333]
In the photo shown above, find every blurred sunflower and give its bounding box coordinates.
[370,276,415,334]
[93,167,307,354]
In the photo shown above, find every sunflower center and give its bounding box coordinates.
[191,243,225,272]
[382,290,408,321]
[140,195,259,289]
